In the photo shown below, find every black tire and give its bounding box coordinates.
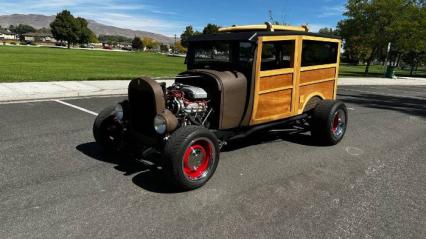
[311,100,348,145]
[93,105,123,153]
[163,126,220,190]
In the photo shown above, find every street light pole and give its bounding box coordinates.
[384,42,391,77]
[384,42,391,67]
[174,34,177,54]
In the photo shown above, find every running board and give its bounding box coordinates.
[227,113,309,142]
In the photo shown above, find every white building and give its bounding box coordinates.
[0,30,17,40]
[24,33,57,43]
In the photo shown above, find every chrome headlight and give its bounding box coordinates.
[153,115,167,135]
[114,104,124,121]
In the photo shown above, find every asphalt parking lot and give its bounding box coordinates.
[1,85,425,238]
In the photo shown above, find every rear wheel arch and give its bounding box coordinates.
[302,94,325,113]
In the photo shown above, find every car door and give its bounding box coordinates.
[250,36,301,125]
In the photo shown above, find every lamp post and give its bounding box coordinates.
[174,34,177,54]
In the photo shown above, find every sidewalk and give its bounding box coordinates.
[0,77,425,102]
[338,76,426,85]
[0,80,171,102]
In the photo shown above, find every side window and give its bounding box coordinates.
[301,40,338,67]
[261,41,295,71]
[239,42,254,63]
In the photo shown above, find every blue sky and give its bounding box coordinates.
[0,0,347,36]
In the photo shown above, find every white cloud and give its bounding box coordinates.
[318,5,345,18]
[0,0,185,36]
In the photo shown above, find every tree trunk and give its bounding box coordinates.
[410,61,415,76]
[67,41,70,49]
[365,61,371,75]
[396,53,401,67]
[364,46,378,75]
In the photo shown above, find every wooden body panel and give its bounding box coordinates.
[255,90,292,119]
[259,74,293,92]
[250,35,341,126]
[300,67,336,85]
[298,81,335,110]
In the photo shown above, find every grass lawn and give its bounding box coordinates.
[0,45,424,82]
[339,63,426,78]
[0,45,186,82]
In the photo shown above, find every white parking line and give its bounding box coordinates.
[54,99,98,116]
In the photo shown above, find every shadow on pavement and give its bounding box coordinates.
[338,93,426,118]
[77,130,320,192]
[223,130,323,152]
[76,142,179,194]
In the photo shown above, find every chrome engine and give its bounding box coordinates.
[166,83,211,126]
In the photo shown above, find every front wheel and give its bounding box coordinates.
[163,126,219,190]
[93,105,124,153]
[311,100,348,145]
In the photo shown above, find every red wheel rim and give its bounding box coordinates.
[182,138,214,181]
[332,114,339,133]
[331,109,346,137]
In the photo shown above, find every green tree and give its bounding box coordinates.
[174,41,187,53]
[132,36,144,50]
[9,24,35,41]
[202,23,220,34]
[143,37,159,50]
[160,43,169,53]
[36,27,52,34]
[89,32,99,43]
[180,26,200,48]
[318,27,339,35]
[337,0,424,75]
[98,35,132,44]
[392,2,426,75]
[50,10,80,48]
[75,17,96,44]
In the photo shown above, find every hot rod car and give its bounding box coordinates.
[93,23,348,190]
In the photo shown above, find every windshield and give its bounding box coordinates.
[187,41,255,73]
[194,42,231,63]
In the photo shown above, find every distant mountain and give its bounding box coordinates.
[0,14,174,44]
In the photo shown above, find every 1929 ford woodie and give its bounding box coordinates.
[93,23,348,190]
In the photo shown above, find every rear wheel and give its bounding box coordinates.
[164,126,219,190]
[311,100,348,145]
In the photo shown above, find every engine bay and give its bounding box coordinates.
[166,83,212,127]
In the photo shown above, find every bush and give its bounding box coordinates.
[132,37,144,50]
[10,42,16,45]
